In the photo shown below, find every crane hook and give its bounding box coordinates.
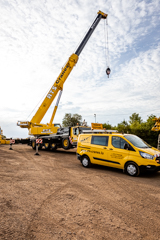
[106,67,111,78]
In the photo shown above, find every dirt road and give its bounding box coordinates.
[0,144,160,240]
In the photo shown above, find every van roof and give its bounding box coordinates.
[82,129,118,134]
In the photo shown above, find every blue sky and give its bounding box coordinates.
[0,0,160,138]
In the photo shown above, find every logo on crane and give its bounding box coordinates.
[47,86,57,99]
[41,129,52,133]
[56,64,69,85]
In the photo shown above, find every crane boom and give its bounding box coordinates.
[31,53,78,124]
[18,11,107,136]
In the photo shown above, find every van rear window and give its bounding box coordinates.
[91,136,108,146]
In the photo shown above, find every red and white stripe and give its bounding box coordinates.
[10,139,15,144]
[36,138,43,144]
[69,136,73,145]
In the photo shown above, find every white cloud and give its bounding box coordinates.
[0,0,160,138]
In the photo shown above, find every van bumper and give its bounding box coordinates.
[139,165,160,172]
[77,153,82,161]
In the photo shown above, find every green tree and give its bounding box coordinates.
[62,113,82,127]
[129,113,142,125]
[129,113,142,136]
[135,114,158,147]
[117,120,130,133]
[103,122,112,129]
[127,114,159,147]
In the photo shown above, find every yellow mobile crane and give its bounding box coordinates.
[17,11,108,150]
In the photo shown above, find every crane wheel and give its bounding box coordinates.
[62,138,71,150]
[31,141,36,150]
[32,141,42,150]
[51,143,57,151]
[44,142,50,150]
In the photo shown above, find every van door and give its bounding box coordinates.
[107,136,130,169]
[89,135,109,166]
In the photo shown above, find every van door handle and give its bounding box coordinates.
[103,147,107,149]
[109,148,113,150]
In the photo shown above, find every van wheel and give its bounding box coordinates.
[62,138,70,150]
[125,162,140,177]
[81,156,91,168]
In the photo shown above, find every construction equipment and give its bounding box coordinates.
[30,125,91,150]
[152,117,160,150]
[0,127,10,144]
[152,117,160,132]
[17,11,108,150]
[17,10,107,137]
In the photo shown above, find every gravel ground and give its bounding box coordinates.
[1,144,160,240]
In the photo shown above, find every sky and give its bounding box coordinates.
[0,0,160,138]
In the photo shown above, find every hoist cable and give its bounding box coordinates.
[104,19,107,65]
[104,18,110,67]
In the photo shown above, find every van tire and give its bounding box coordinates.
[81,155,91,168]
[125,162,140,177]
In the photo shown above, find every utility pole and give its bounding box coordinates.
[94,114,96,123]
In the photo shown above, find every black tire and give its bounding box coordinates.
[31,141,36,150]
[50,143,57,151]
[81,155,91,168]
[125,162,140,177]
[38,144,42,150]
[31,141,42,150]
[62,138,71,150]
[44,142,50,150]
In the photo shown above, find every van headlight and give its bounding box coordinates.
[139,151,154,160]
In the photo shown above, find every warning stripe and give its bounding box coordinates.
[69,136,73,145]
[36,139,43,144]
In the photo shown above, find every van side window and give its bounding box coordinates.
[112,136,129,149]
[91,136,108,146]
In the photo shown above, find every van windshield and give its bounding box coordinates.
[124,135,151,148]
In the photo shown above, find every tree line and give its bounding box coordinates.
[62,113,159,148]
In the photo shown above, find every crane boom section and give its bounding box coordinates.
[75,11,107,56]
[31,54,78,124]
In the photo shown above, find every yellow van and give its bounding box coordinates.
[76,131,160,176]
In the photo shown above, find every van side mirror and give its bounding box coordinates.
[124,143,129,150]
[124,143,134,151]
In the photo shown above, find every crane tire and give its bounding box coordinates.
[51,143,57,151]
[62,138,71,150]
[31,141,36,150]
